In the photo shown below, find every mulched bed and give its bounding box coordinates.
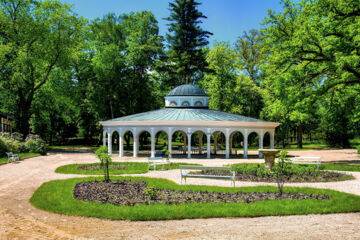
[77,164,126,171]
[196,170,351,182]
[73,180,329,206]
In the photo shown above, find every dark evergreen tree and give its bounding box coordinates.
[165,0,213,86]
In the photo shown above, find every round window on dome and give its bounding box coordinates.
[181,101,190,107]
[194,101,203,107]
[169,101,177,107]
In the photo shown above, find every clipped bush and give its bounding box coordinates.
[25,134,47,155]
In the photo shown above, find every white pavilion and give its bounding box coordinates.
[100,84,280,159]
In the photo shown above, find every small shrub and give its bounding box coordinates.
[4,139,21,154]
[25,134,46,155]
[273,150,292,195]
[95,146,112,182]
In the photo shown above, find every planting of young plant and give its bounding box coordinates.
[73,180,329,206]
[30,176,360,221]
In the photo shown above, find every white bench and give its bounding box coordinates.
[147,157,170,170]
[292,156,322,169]
[6,152,19,163]
[180,165,235,187]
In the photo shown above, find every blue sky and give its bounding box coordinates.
[61,0,284,46]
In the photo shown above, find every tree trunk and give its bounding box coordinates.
[15,92,33,138]
[297,123,303,149]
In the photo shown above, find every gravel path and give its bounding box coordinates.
[0,149,359,240]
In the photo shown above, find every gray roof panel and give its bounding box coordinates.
[106,108,268,122]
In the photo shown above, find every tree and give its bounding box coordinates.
[235,30,264,86]
[0,0,84,137]
[165,0,213,86]
[200,42,263,118]
[263,0,360,95]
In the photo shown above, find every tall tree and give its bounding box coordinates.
[0,0,84,137]
[235,30,263,86]
[200,42,263,118]
[165,0,213,86]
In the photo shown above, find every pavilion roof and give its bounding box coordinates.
[104,108,269,122]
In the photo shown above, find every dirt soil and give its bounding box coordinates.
[0,148,360,240]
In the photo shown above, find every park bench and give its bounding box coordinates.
[147,157,170,170]
[292,156,322,169]
[6,152,19,163]
[180,165,235,187]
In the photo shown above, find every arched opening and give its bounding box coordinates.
[137,130,151,157]
[169,101,177,107]
[170,130,187,158]
[230,131,244,158]
[155,130,168,156]
[194,101,203,107]
[181,101,190,107]
[263,132,271,149]
[191,130,206,157]
[122,130,134,157]
[248,132,259,158]
[211,131,226,157]
[111,131,119,153]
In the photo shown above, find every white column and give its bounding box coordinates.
[107,131,112,155]
[151,133,155,158]
[230,134,233,155]
[199,132,203,154]
[225,132,230,159]
[244,132,248,159]
[214,132,218,155]
[187,133,192,159]
[259,132,264,158]
[207,134,211,159]
[133,134,138,157]
[119,134,123,157]
[168,133,172,157]
[103,132,106,146]
[183,133,187,155]
[270,132,275,149]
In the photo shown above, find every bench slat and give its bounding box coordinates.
[179,165,231,171]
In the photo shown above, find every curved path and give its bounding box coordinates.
[0,149,360,239]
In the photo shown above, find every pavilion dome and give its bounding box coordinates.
[167,84,207,96]
[165,84,209,108]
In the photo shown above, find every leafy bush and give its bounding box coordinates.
[4,139,21,154]
[25,134,47,155]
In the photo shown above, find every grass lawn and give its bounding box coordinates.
[0,152,41,165]
[55,162,200,175]
[319,163,360,172]
[30,176,360,221]
[55,162,149,175]
[48,145,97,150]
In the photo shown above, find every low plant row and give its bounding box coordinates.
[0,132,47,157]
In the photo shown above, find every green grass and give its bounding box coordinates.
[55,162,201,175]
[319,163,360,172]
[30,176,360,221]
[0,152,41,164]
[55,162,149,175]
[48,145,97,150]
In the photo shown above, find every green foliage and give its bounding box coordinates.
[235,29,263,85]
[200,42,263,118]
[165,0,213,85]
[25,134,47,155]
[0,0,85,136]
[274,150,292,195]
[0,138,6,157]
[95,146,112,182]
[30,176,360,221]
